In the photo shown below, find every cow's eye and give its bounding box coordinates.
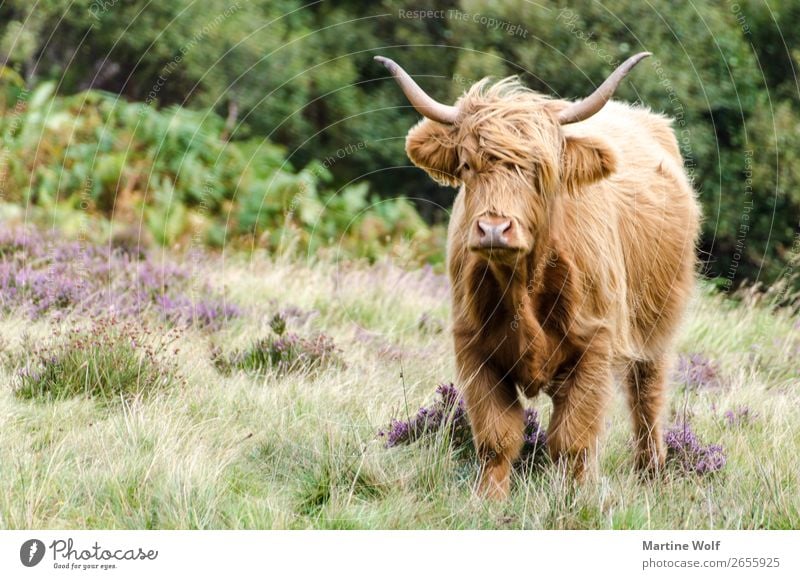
[461,162,471,173]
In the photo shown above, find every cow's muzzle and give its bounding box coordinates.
[469,214,523,254]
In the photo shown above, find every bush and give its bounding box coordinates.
[218,313,343,376]
[0,79,446,265]
[14,319,182,402]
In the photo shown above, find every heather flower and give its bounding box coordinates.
[0,226,240,328]
[723,406,756,428]
[225,320,343,376]
[676,353,723,389]
[519,408,548,467]
[379,382,469,448]
[664,422,726,475]
[380,384,549,468]
[381,418,413,448]
[155,294,240,328]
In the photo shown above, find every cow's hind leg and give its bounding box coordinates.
[460,361,524,500]
[625,358,667,473]
[547,349,613,480]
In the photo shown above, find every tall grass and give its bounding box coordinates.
[1,235,798,529]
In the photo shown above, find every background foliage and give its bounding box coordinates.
[1,0,799,286]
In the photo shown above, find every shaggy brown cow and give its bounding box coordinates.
[376,53,700,499]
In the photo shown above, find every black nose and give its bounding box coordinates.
[476,217,513,248]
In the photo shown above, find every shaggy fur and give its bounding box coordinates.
[405,78,700,499]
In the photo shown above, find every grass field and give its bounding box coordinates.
[1,228,799,529]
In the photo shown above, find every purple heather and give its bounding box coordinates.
[0,226,239,328]
[664,422,726,475]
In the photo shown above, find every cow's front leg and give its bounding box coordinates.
[458,349,524,499]
[547,348,613,480]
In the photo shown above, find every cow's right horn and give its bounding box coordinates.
[375,56,459,124]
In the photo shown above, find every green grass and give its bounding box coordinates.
[14,320,182,403]
[1,255,798,529]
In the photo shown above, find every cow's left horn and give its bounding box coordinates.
[557,52,652,125]
[374,56,459,124]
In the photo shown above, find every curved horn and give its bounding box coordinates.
[374,55,459,124]
[558,52,652,125]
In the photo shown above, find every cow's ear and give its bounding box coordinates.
[560,134,616,192]
[405,118,460,187]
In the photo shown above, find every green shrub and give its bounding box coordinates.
[0,80,446,265]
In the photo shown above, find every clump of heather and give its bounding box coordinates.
[14,318,183,402]
[519,408,549,467]
[664,422,726,475]
[723,406,757,428]
[380,384,549,467]
[380,383,470,448]
[676,353,723,389]
[0,226,239,328]
[222,313,342,375]
[155,294,241,328]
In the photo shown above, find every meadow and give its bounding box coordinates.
[1,225,798,530]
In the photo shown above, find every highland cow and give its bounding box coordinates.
[376,53,700,498]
